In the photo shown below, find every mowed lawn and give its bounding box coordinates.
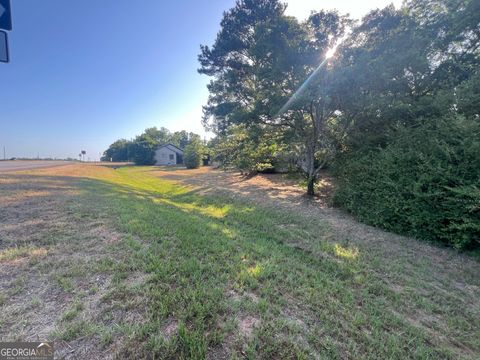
[0,165,479,359]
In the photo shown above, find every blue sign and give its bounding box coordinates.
[0,30,8,62]
[0,0,12,31]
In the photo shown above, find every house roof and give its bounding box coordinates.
[157,143,184,154]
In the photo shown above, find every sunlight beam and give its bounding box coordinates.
[325,46,337,59]
[275,56,330,118]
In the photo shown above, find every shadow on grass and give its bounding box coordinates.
[2,170,479,359]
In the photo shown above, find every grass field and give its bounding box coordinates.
[0,164,479,359]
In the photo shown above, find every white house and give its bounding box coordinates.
[154,144,184,166]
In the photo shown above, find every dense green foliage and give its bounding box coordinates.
[183,139,203,169]
[199,0,480,249]
[102,139,130,162]
[127,141,156,166]
[334,116,480,249]
[211,125,285,174]
[102,127,201,165]
[329,0,480,249]
[198,1,350,193]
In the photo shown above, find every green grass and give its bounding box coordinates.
[61,299,84,322]
[2,166,476,358]
[55,166,478,359]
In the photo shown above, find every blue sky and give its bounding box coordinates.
[0,0,399,160]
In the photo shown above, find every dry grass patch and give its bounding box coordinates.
[0,169,149,358]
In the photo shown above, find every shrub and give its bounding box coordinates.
[184,140,203,169]
[333,115,480,250]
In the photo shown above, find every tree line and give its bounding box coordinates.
[199,0,479,249]
[102,127,203,165]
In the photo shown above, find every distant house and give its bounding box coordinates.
[154,144,184,166]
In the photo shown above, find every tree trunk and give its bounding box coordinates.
[307,176,315,196]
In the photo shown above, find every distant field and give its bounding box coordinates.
[0,164,479,359]
[0,160,71,172]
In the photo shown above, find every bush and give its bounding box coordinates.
[184,140,203,169]
[334,115,480,250]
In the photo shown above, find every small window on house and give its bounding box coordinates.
[169,154,174,161]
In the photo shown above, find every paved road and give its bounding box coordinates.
[0,160,71,172]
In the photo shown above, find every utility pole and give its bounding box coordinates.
[3,146,5,160]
